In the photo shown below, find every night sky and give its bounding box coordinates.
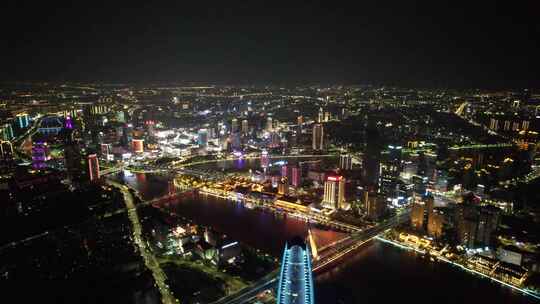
[1,2,539,88]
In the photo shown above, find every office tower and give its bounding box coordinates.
[132,139,144,153]
[410,195,425,231]
[455,203,500,248]
[297,115,304,126]
[270,132,281,148]
[241,119,249,134]
[522,120,530,131]
[87,154,100,182]
[278,177,289,196]
[0,141,14,161]
[116,110,126,123]
[489,118,499,131]
[2,123,14,141]
[121,124,133,147]
[145,120,155,137]
[64,116,74,129]
[324,111,330,122]
[281,165,289,179]
[230,133,241,150]
[364,191,387,220]
[277,238,314,304]
[32,140,49,170]
[231,118,239,133]
[312,123,324,151]
[322,176,345,209]
[427,207,446,239]
[16,113,29,128]
[318,107,324,123]
[363,120,382,186]
[339,154,353,170]
[266,117,273,132]
[503,120,511,131]
[64,138,82,183]
[291,165,301,187]
[261,150,269,170]
[198,129,208,147]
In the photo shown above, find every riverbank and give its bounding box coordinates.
[376,235,540,301]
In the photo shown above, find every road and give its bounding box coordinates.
[107,180,178,304]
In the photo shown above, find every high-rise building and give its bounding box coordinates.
[266,117,273,132]
[489,118,499,131]
[427,207,446,239]
[261,150,270,170]
[322,176,345,209]
[269,132,281,148]
[32,140,50,170]
[363,120,382,185]
[277,238,314,304]
[16,113,30,129]
[64,116,74,129]
[231,118,239,133]
[116,110,126,123]
[0,141,14,162]
[312,124,324,151]
[291,165,301,188]
[324,111,330,122]
[339,154,353,170]
[1,123,14,141]
[455,204,501,248]
[297,115,304,126]
[364,191,387,220]
[241,119,249,134]
[87,154,100,182]
[318,107,324,123]
[64,138,82,183]
[410,195,425,231]
[278,177,289,196]
[132,139,144,153]
[198,129,208,147]
[281,165,289,179]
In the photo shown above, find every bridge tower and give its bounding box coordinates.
[307,226,319,260]
[277,237,315,304]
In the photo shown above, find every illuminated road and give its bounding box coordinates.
[107,180,178,304]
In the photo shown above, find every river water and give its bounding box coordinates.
[113,160,537,304]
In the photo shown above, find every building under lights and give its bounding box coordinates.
[132,139,144,153]
[16,113,29,129]
[87,154,100,182]
[322,175,345,209]
[277,237,315,304]
[312,123,324,151]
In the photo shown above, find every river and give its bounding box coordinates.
[113,165,537,304]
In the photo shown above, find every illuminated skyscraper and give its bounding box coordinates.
[64,136,82,183]
[241,119,249,134]
[339,154,352,170]
[231,118,239,133]
[261,150,269,170]
[16,113,29,128]
[317,107,324,123]
[64,116,74,129]
[322,176,345,209]
[132,139,144,153]
[87,154,100,182]
[312,124,324,151]
[266,117,273,132]
[291,165,301,188]
[410,195,425,231]
[198,129,208,147]
[281,165,289,179]
[278,177,289,196]
[0,141,14,162]
[277,237,315,304]
[2,123,14,141]
[297,115,304,126]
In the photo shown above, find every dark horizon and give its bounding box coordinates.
[1,2,539,89]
